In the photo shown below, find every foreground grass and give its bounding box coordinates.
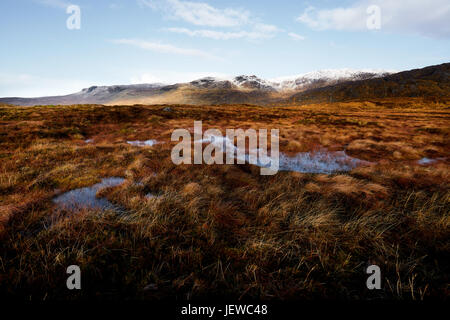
[0,99,449,300]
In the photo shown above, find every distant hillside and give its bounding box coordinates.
[286,63,450,104]
[0,69,391,106]
[0,84,168,106]
[1,64,448,106]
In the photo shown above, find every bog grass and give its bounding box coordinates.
[0,99,449,300]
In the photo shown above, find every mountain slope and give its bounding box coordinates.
[0,84,168,106]
[0,69,391,106]
[1,64,448,107]
[270,69,393,91]
[285,63,450,104]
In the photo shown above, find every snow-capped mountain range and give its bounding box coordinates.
[2,63,448,106]
[189,69,395,92]
[0,68,396,106]
[269,69,395,90]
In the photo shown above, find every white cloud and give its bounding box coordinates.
[140,0,250,27]
[288,32,305,41]
[140,0,281,41]
[34,0,71,9]
[253,23,280,34]
[168,0,249,27]
[166,24,279,40]
[130,71,230,84]
[297,5,366,31]
[0,73,93,97]
[296,0,450,38]
[111,38,220,60]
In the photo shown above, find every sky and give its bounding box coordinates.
[0,0,449,97]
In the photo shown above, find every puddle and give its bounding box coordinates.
[417,157,438,165]
[278,150,370,174]
[127,140,158,147]
[145,193,162,199]
[201,133,369,173]
[53,177,125,211]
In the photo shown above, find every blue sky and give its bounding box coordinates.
[0,0,449,97]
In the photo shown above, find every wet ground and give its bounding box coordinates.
[127,139,158,147]
[52,177,125,211]
[202,133,370,173]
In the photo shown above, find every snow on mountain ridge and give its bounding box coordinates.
[270,69,394,82]
[270,69,396,90]
[232,75,275,90]
[74,69,396,95]
[187,69,396,91]
[80,83,165,94]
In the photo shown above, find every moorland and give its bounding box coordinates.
[0,97,448,300]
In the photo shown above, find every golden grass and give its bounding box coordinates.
[0,99,449,300]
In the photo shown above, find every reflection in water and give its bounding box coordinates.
[201,133,369,173]
[279,150,370,174]
[417,157,438,165]
[53,177,125,211]
[127,140,158,147]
